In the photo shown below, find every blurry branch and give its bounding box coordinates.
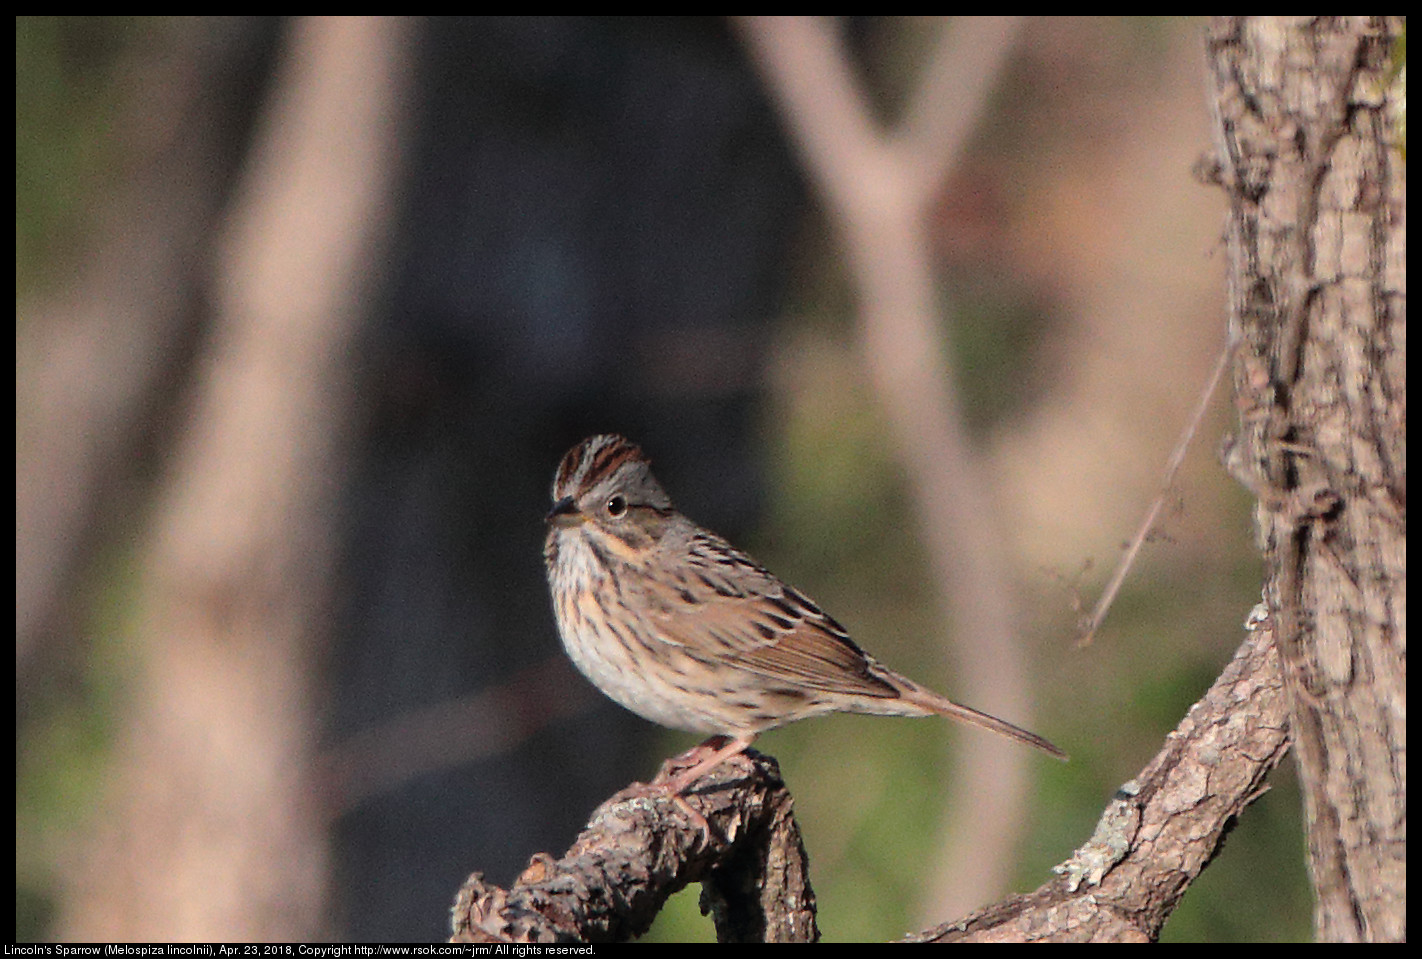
[15,21,264,699]
[321,657,597,816]
[60,18,413,941]
[449,750,818,943]
[733,16,1039,919]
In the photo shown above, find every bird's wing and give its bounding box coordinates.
[633,530,902,700]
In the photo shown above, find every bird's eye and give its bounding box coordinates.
[606,494,628,518]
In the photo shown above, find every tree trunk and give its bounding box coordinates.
[1204,16,1405,943]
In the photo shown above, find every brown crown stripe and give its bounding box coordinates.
[589,436,640,480]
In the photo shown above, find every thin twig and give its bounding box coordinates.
[1077,341,1231,647]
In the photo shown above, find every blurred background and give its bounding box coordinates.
[16,16,1309,942]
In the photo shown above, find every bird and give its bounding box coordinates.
[543,433,1065,796]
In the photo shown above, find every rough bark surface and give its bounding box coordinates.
[449,750,819,943]
[1204,15,1406,943]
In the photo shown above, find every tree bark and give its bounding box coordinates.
[1204,16,1406,943]
[449,750,818,943]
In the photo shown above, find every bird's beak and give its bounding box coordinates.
[545,496,581,527]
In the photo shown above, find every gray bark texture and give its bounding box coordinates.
[1205,15,1406,943]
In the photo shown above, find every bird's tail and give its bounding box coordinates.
[900,682,1068,761]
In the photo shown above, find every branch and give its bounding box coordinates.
[451,620,1291,943]
[449,750,817,943]
[909,623,1292,942]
